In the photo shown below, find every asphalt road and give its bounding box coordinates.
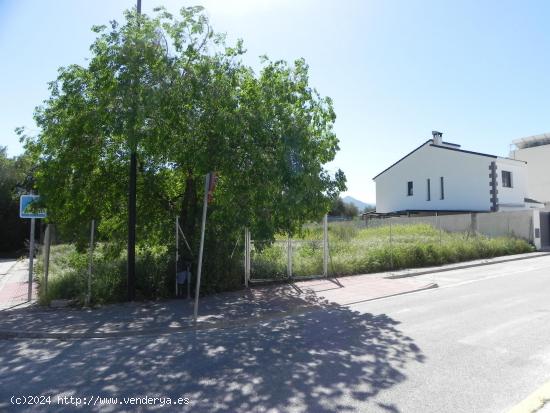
[1,256,550,412]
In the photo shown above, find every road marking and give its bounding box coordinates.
[350,262,550,305]
[507,379,550,413]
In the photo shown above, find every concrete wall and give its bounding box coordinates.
[510,144,550,205]
[366,210,542,249]
[477,211,533,241]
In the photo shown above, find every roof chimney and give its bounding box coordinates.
[432,130,443,145]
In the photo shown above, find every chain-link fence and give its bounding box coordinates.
[246,216,329,283]
[245,211,537,284]
[33,211,539,298]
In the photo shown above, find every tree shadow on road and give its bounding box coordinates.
[0,296,424,412]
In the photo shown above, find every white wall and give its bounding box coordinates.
[366,210,542,249]
[495,158,528,209]
[511,144,550,205]
[375,143,494,213]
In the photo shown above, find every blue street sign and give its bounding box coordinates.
[20,195,47,219]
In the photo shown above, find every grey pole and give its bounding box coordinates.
[127,0,142,302]
[287,236,292,279]
[86,219,95,306]
[43,224,51,297]
[323,214,328,277]
[193,173,210,323]
[244,228,249,287]
[175,216,179,296]
[247,229,251,285]
[187,262,191,300]
[244,228,247,286]
[389,219,393,270]
[28,217,36,301]
[437,212,442,247]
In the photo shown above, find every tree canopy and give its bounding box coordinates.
[0,147,32,255]
[329,197,359,219]
[20,6,346,290]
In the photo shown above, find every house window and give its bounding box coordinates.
[502,171,513,188]
[427,179,431,201]
[440,177,445,200]
[407,181,413,196]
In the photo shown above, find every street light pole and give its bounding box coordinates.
[127,0,141,301]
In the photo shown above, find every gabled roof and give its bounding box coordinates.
[429,143,497,159]
[372,140,431,181]
[373,139,524,180]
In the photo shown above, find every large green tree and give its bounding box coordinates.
[0,147,32,255]
[21,6,346,291]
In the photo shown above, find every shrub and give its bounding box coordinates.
[254,223,535,278]
[36,243,175,306]
[37,223,535,306]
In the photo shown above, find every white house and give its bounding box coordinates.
[374,131,534,214]
[510,133,550,208]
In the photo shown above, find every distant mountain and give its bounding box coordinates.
[342,196,375,211]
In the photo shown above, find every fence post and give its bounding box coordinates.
[436,212,443,265]
[287,236,293,280]
[43,224,51,297]
[389,220,393,270]
[243,228,247,287]
[248,230,251,285]
[437,212,442,247]
[85,219,95,307]
[244,228,250,287]
[175,216,179,296]
[529,214,534,244]
[323,214,328,277]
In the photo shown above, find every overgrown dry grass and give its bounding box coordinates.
[251,223,534,279]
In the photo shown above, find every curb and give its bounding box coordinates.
[0,282,438,340]
[385,253,550,280]
[507,380,550,413]
[341,282,438,306]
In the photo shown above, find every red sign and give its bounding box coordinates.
[207,172,218,204]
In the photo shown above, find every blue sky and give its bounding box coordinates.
[2,0,550,203]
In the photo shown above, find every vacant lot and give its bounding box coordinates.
[35,222,533,305]
[251,222,534,279]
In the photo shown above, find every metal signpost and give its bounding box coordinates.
[193,172,218,323]
[20,195,47,301]
[323,214,328,277]
[43,224,51,296]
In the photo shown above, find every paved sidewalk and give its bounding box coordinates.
[0,252,546,339]
[0,259,37,311]
[0,273,435,339]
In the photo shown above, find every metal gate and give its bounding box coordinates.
[540,212,550,249]
[243,215,329,284]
